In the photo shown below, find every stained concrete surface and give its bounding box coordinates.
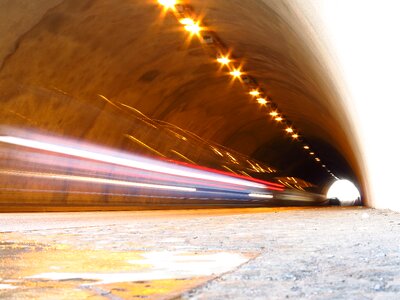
[1,207,400,299]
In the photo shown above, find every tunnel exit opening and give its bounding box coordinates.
[326,179,361,206]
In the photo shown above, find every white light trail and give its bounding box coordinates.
[0,136,266,189]
[0,170,196,192]
[248,193,273,199]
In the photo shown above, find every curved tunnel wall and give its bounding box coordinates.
[0,0,378,208]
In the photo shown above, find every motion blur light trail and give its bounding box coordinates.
[0,132,283,205]
[0,170,197,192]
[0,136,276,189]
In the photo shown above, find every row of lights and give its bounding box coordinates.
[156,0,337,178]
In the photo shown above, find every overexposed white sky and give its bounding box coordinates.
[300,0,400,209]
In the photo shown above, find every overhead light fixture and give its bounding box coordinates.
[315,158,321,162]
[275,116,283,122]
[158,0,177,9]
[217,56,231,65]
[179,18,194,25]
[292,133,299,139]
[184,22,201,34]
[179,18,202,34]
[256,98,267,105]
[270,111,278,117]
[303,145,310,150]
[285,127,294,133]
[249,89,260,97]
[230,68,242,79]
[310,152,315,155]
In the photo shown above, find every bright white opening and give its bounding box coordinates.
[327,179,360,206]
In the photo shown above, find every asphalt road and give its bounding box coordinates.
[0,206,311,231]
[1,207,400,299]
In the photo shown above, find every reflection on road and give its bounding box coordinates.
[0,237,251,299]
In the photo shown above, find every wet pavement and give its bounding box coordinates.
[1,207,400,299]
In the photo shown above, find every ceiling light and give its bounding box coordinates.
[275,116,283,122]
[217,56,231,65]
[292,133,299,139]
[230,69,242,78]
[249,89,260,97]
[158,0,176,9]
[257,98,267,105]
[315,158,321,162]
[184,22,201,34]
[179,18,194,25]
[270,111,278,117]
[310,152,315,155]
[285,127,294,133]
[303,145,310,150]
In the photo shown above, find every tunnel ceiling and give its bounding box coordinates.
[0,0,361,187]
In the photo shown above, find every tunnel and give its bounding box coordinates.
[0,0,371,210]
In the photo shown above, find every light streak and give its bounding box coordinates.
[0,136,268,189]
[98,94,121,110]
[211,147,224,157]
[248,193,273,199]
[170,149,197,164]
[222,165,237,174]
[125,134,166,157]
[118,103,158,128]
[0,170,196,192]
